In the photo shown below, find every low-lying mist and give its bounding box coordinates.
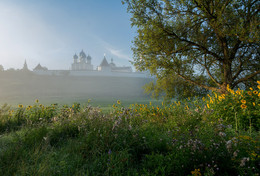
[0,71,153,106]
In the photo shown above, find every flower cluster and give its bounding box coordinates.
[203,81,260,131]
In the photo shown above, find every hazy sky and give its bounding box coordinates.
[0,0,136,70]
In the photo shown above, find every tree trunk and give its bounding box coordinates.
[221,59,233,93]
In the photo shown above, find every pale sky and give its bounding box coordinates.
[0,0,135,70]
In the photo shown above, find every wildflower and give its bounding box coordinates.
[207,104,210,109]
[18,104,23,108]
[251,152,257,160]
[247,91,252,96]
[240,157,249,167]
[257,80,260,84]
[253,102,255,106]
[233,150,238,157]
[249,87,253,90]
[117,100,121,105]
[241,99,246,104]
[226,140,232,151]
[241,104,247,109]
[253,90,258,94]
[26,105,32,110]
[191,169,202,176]
[219,132,226,137]
[35,99,39,103]
[258,85,260,89]
[108,149,112,155]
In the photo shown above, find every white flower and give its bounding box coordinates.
[240,157,249,167]
[226,140,232,150]
[219,132,226,137]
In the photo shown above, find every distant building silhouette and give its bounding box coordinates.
[22,60,29,71]
[33,63,48,71]
[31,50,150,78]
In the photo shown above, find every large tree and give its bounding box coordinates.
[123,0,259,98]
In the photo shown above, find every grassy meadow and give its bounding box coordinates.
[0,81,259,175]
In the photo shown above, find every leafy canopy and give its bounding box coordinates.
[123,0,259,98]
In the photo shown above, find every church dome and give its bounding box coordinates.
[79,50,86,59]
[73,54,78,59]
[87,55,92,60]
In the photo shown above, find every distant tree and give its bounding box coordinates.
[0,65,3,72]
[123,0,259,98]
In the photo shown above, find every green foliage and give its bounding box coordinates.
[123,0,260,98]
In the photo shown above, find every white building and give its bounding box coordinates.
[71,50,93,71]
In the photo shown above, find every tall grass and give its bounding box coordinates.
[0,82,259,175]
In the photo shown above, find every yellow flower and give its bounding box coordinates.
[253,102,255,106]
[241,104,247,109]
[247,91,252,96]
[249,87,253,90]
[26,105,32,110]
[35,99,39,103]
[117,100,121,105]
[207,104,210,108]
[236,90,241,95]
[227,84,231,91]
[18,104,23,108]
[258,85,260,89]
[191,169,202,176]
[257,80,260,84]
[253,90,258,94]
[241,99,246,104]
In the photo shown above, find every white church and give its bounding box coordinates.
[31,50,150,78]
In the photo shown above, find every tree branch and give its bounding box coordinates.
[204,55,221,87]
[233,70,260,87]
[176,72,219,92]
